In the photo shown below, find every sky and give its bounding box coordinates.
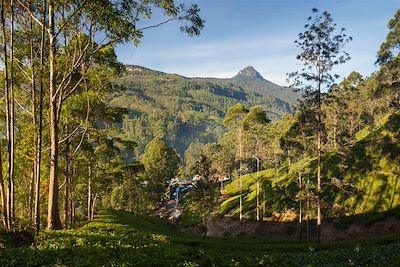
[115,0,399,86]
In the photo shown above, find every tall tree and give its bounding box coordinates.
[242,106,270,221]
[0,0,9,229]
[141,137,180,206]
[288,8,351,242]
[376,9,400,94]
[224,103,249,221]
[377,9,400,66]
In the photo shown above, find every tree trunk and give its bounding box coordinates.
[306,176,310,241]
[298,169,302,241]
[0,0,9,229]
[9,0,15,225]
[28,165,35,225]
[91,194,97,221]
[239,128,243,222]
[35,0,46,234]
[256,157,260,222]
[47,0,63,230]
[64,141,70,229]
[29,2,37,227]
[70,162,75,224]
[0,140,7,227]
[333,113,337,150]
[317,83,322,243]
[87,165,92,221]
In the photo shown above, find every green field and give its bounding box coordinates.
[1,209,400,266]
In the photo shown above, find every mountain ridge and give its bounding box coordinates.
[112,65,300,157]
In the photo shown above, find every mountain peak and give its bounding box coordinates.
[234,66,264,80]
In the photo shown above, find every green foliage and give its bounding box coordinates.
[112,66,298,158]
[219,112,400,219]
[1,209,400,266]
[183,181,219,227]
[142,137,180,181]
[223,103,249,128]
[141,137,180,204]
[377,9,400,65]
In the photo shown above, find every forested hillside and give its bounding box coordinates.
[111,65,300,157]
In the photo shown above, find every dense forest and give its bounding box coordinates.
[1,0,400,266]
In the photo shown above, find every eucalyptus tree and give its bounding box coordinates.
[1,0,17,229]
[288,8,351,242]
[241,106,270,221]
[377,8,400,66]
[224,103,249,221]
[376,9,400,97]
[0,0,9,228]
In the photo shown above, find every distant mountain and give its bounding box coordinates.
[111,65,300,157]
[229,66,300,107]
[233,66,265,80]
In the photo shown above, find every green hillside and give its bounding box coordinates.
[220,112,400,219]
[111,65,300,157]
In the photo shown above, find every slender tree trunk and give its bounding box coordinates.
[317,82,322,243]
[239,128,243,222]
[262,185,266,220]
[64,140,70,229]
[298,169,302,241]
[29,2,37,227]
[91,194,97,221]
[0,140,7,227]
[2,0,13,229]
[9,0,15,225]
[333,114,337,150]
[35,0,46,233]
[28,165,35,224]
[306,176,310,241]
[0,0,9,229]
[87,165,92,221]
[70,162,75,224]
[47,0,63,230]
[256,157,260,222]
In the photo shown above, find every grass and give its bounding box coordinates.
[1,209,400,266]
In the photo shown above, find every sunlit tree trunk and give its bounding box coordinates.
[9,0,15,226]
[0,0,9,229]
[47,0,63,230]
[256,156,260,222]
[35,0,46,233]
[317,82,322,243]
[29,1,37,226]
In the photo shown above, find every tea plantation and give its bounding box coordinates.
[1,209,400,266]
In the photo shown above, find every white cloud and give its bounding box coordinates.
[117,25,381,86]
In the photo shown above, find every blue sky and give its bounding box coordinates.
[115,0,399,86]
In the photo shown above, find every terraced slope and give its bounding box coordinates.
[220,112,400,219]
